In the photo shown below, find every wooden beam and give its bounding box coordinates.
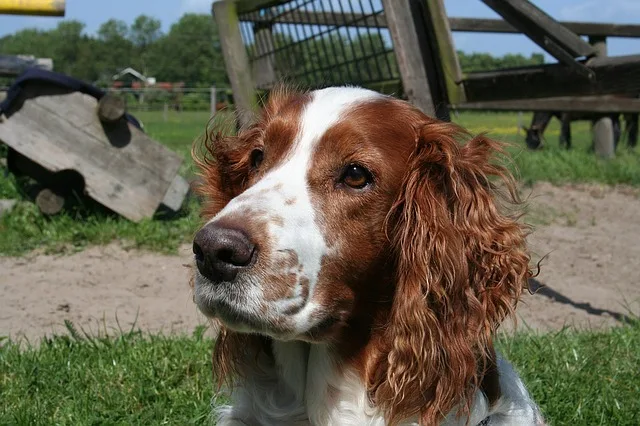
[0,55,53,77]
[239,11,640,39]
[382,0,443,118]
[481,0,595,60]
[463,55,640,102]
[212,0,259,128]
[0,0,65,16]
[425,0,465,104]
[455,96,640,113]
[449,18,640,38]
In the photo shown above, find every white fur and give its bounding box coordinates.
[215,343,545,426]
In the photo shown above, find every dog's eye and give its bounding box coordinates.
[341,164,372,189]
[250,149,264,169]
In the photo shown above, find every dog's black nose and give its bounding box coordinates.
[193,223,256,282]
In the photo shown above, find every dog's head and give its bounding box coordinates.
[192,86,532,424]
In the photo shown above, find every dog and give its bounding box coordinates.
[190,86,545,425]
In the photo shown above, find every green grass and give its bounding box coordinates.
[1,321,638,425]
[1,110,639,257]
[453,111,640,186]
[0,325,215,425]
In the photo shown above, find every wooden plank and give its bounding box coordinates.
[0,55,53,77]
[481,0,595,59]
[449,18,640,38]
[382,0,438,118]
[455,96,640,113]
[463,55,640,102]
[161,174,190,213]
[425,0,465,104]
[0,0,65,16]
[213,0,259,128]
[0,83,184,222]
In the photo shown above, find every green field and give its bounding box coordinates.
[1,321,638,425]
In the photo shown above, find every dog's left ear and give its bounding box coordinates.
[370,119,533,425]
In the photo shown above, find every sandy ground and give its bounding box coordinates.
[1,182,639,341]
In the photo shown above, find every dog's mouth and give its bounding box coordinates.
[193,272,302,337]
[193,272,344,341]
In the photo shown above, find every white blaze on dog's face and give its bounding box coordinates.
[193,87,418,341]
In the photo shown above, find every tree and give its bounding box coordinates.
[98,19,129,41]
[145,14,227,85]
[127,15,162,73]
[457,51,545,72]
[94,19,135,82]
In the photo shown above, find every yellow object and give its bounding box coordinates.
[0,0,65,16]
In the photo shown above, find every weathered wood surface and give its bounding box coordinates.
[97,93,126,123]
[463,54,640,102]
[213,0,258,128]
[481,0,595,60]
[455,95,640,113]
[161,173,190,213]
[382,0,438,118]
[0,83,186,221]
[0,0,65,16]
[0,55,53,77]
[425,0,465,105]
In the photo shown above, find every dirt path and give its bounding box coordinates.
[1,182,639,341]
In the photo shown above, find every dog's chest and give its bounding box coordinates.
[270,341,386,425]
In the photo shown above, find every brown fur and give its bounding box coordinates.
[368,119,533,425]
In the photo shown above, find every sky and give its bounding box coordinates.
[1,0,639,60]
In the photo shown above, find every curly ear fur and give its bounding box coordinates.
[372,120,533,425]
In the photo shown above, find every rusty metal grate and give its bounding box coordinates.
[238,0,400,92]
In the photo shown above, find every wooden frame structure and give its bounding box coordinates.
[213,0,640,141]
